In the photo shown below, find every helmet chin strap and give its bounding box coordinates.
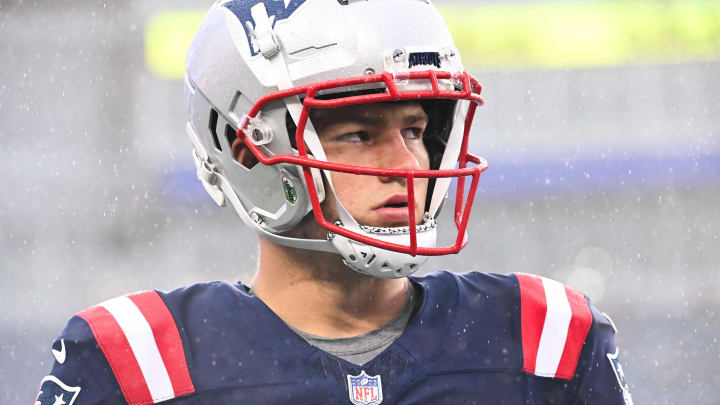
[248,4,364,241]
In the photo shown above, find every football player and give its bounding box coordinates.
[35,0,633,404]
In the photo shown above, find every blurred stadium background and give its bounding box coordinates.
[1,0,718,402]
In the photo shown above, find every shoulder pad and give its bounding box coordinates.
[77,290,195,404]
[514,273,593,380]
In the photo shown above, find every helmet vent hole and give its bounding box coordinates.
[409,264,418,271]
[209,108,222,151]
[366,255,376,265]
[225,124,238,151]
[349,254,357,262]
[381,262,391,269]
[232,123,259,170]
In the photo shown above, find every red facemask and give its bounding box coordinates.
[236,70,488,257]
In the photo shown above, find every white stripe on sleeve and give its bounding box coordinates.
[102,296,174,402]
[534,277,572,377]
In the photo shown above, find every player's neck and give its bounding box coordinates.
[251,237,409,338]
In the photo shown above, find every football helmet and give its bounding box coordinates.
[185,0,487,278]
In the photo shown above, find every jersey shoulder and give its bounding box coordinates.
[418,271,628,404]
[36,281,246,405]
[35,313,125,405]
[452,271,615,380]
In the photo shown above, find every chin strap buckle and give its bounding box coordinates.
[196,154,217,185]
[192,148,226,207]
[247,3,280,59]
[187,121,226,207]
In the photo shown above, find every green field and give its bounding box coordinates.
[146,1,720,79]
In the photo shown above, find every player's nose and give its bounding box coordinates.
[377,131,422,182]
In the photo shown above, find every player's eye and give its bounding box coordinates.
[401,127,423,140]
[336,131,369,143]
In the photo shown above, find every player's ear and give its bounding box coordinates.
[232,138,259,169]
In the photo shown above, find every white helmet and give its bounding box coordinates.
[184,0,487,278]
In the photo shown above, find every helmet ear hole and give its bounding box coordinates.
[225,123,258,169]
[233,140,259,170]
[224,124,238,153]
[209,109,222,151]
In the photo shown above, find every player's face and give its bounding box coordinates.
[312,101,430,228]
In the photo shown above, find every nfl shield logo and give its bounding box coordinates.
[347,370,383,405]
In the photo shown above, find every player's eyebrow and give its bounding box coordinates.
[335,113,385,127]
[403,111,428,126]
[312,107,428,130]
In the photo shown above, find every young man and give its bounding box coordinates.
[35,0,633,404]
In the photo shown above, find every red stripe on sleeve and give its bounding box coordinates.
[515,273,548,375]
[128,291,195,397]
[554,285,593,379]
[77,305,154,405]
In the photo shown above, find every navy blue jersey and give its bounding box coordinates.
[35,271,632,404]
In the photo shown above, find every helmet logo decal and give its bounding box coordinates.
[281,176,297,204]
[408,52,442,69]
[224,0,308,57]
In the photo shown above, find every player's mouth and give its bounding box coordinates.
[372,194,414,224]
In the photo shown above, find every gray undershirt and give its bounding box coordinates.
[251,282,420,366]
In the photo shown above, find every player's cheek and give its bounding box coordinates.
[329,172,363,206]
[415,178,429,221]
[412,143,430,170]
